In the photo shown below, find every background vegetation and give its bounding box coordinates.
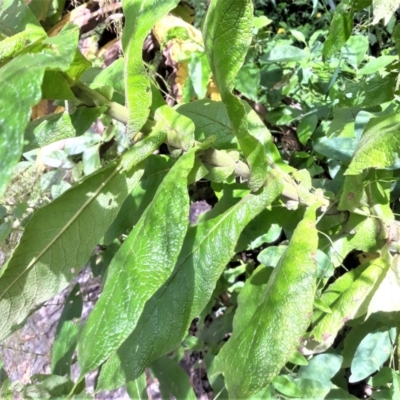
[1,0,400,398]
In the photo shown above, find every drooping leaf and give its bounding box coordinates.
[77,149,196,376]
[0,23,79,196]
[214,203,320,398]
[203,0,270,191]
[95,173,283,391]
[346,112,400,175]
[0,132,163,343]
[122,0,179,134]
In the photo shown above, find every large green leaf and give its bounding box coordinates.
[0,132,163,343]
[121,0,179,134]
[372,0,400,25]
[203,0,270,191]
[95,173,283,391]
[77,149,195,376]
[213,203,320,398]
[0,24,78,196]
[346,112,400,175]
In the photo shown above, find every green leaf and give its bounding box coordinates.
[51,284,82,376]
[297,114,318,146]
[343,318,380,368]
[349,328,393,382]
[367,254,400,316]
[122,0,179,134]
[288,351,309,366]
[341,35,368,69]
[77,149,196,376]
[272,375,303,398]
[155,105,195,151]
[126,373,148,400]
[260,45,308,63]
[358,56,397,75]
[96,174,283,391]
[346,112,400,175]
[24,113,77,152]
[0,0,45,40]
[0,133,162,343]
[214,203,320,398]
[391,370,400,398]
[310,257,387,350]
[0,24,79,196]
[104,155,175,244]
[235,63,260,101]
[150,356,197,400]
[203,0,269,191]
[323,3,354,60]
[257,245,287,267]
[314,137,356,162]
[298,353,342,386]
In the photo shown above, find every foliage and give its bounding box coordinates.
[1,0,400,398]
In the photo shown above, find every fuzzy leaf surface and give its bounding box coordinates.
[78,150,195,376]
[346,112,400,175]
[96,174,284,391]
[214,204,320,398]
[0,24,78,196]
[203,0,270,191]
[122,0,179,134]
[0,133,163,343]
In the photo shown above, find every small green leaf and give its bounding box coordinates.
[122,0,179,134]
[311,257,387,349]
[341,35,368,69]
[150,357,197,400]
[288,351,309,366]
[235,64,260,101]
[314,298,332,314]
[257,245,287,267]
[323,3,354,60]
[346,112,400,175]
[349,328,393,383]
[126,373,148,400]
[358,56,397,75]
[51,284,82,376]
[298,353,342,385]
[260,45,308,63]
[272,375,303,398]
[215,203,320,398]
